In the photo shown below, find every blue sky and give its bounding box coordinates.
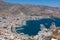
[3,0,60,7]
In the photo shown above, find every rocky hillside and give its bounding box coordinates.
[0,0,60,17]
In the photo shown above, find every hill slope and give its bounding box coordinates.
[0,0,60,17]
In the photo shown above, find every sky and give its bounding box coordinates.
[3,0,60,7]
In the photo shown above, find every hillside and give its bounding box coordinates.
[0,0,60,17]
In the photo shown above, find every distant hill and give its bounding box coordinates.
[0,0,60,17]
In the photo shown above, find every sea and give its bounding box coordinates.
[15,18,60,36]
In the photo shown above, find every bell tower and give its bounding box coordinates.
[50,22,56,29]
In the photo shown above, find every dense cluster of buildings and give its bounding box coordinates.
[0,19,60,40]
